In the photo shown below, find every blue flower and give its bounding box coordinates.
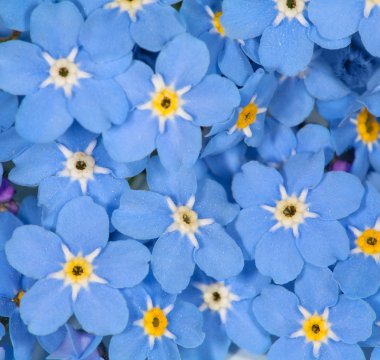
[232,152,364,283]
[5,196,150,336]
[79,0,185,57]
[308,0,380,57]
[46,325,102,360]
[202,70,277,157]
[0,1,131,143]
[103,34,240,170]
[253,265,375,359]
[112,157,243,294]
[179,262,271,360]
[8,123,145,228]
[221,0,315,75]
[180,0,253,86]
[109,277,204,360]
[333,184,380,299]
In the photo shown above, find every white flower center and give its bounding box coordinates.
[262,186,318,237]
[57,140,111,194]
[195,282,240,323]
[105,0,156,20]
[48,245,106,301]
[166,196,214,248]
[41,48,91,97]
[274,0,308,27]
[138,74,192,133]
[365,0,380,16]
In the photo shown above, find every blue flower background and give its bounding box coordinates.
[0,1,380,359]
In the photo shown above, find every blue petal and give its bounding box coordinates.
[333,255,380,299]
[167,301,204,348]
[294,265,339,313]
[69,79,129,133]
[103,110,158,163]
[56,197,109,254]
[297,219,349,267]
[259,21,314,76]
[30,2,83,57]
[320,342,365,360]
[179,0,211,36]
[16,87,73,143]
[156,33,209,89]
[218,39,252,86]
[5,225,64,279]
[225,299,271,354]
[79,9,134,63]
[232,161,283,208]
[194,223,244,280]
[0,41,46,95]
[112,190,171,240]
[0,212,22,250]
[308,26,351,50]
[116,60,153,107]
[0,91,18,131]
[255,230,304,284]
[202,129,243,157]
[270,77,314,127]
[146,156,197,204]
[267,337,313,360]
[252,285,302,337]
[308,172,364,220]
[308,0,363,40]
[0,251,20,300]
[183,74,240,127]
[20,279,72,336]
[131,3,185,52]
[227,261,271,300]
[74,283,128,336]
[10,143,64,186]
[221,0,275,39]
[150,337,180,360]
[94,240,150,288]
[194,178,239,226]
[329,295,375,344]
[282,151,325,195]
[235,206,276,257]
[109,326,149,360]
[304,58,350,100]
[0,128,31,162]
[156,119,201,171]
[0,0,40,31]
[9,312,36,360]
[359,7,380,57]
[296,124,333,159]
[152,232,195,294]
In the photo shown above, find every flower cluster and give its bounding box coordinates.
[0,1,380,360]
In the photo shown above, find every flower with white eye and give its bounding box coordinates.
[273,0,309,27]
[195,282,240,323]
[41,48,91,97]
[261,185,318,237]
[57,140,111,194]
[166,195,214,248]
[105,0,156,20]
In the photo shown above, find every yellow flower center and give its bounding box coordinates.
[236,103,258,129]
[303,315,329,342]
[64,257,93,283]
[143,308,168,337]
[11,290,25,307]
[357,108,380,144]
[152,89,179,117]
[357,229,380,255]
[212,12,225,36]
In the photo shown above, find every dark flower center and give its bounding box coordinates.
[367,237,377,246]
[76,160,87,170]
[161,97,172,109]
[286,0,297,9]
[213,292,221,302]
[283,205,297,217]
[72,265,84,276]
[182,214,191,224]
[311,324,320,334]
[152,317,160,328]
[59,67,70,77]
